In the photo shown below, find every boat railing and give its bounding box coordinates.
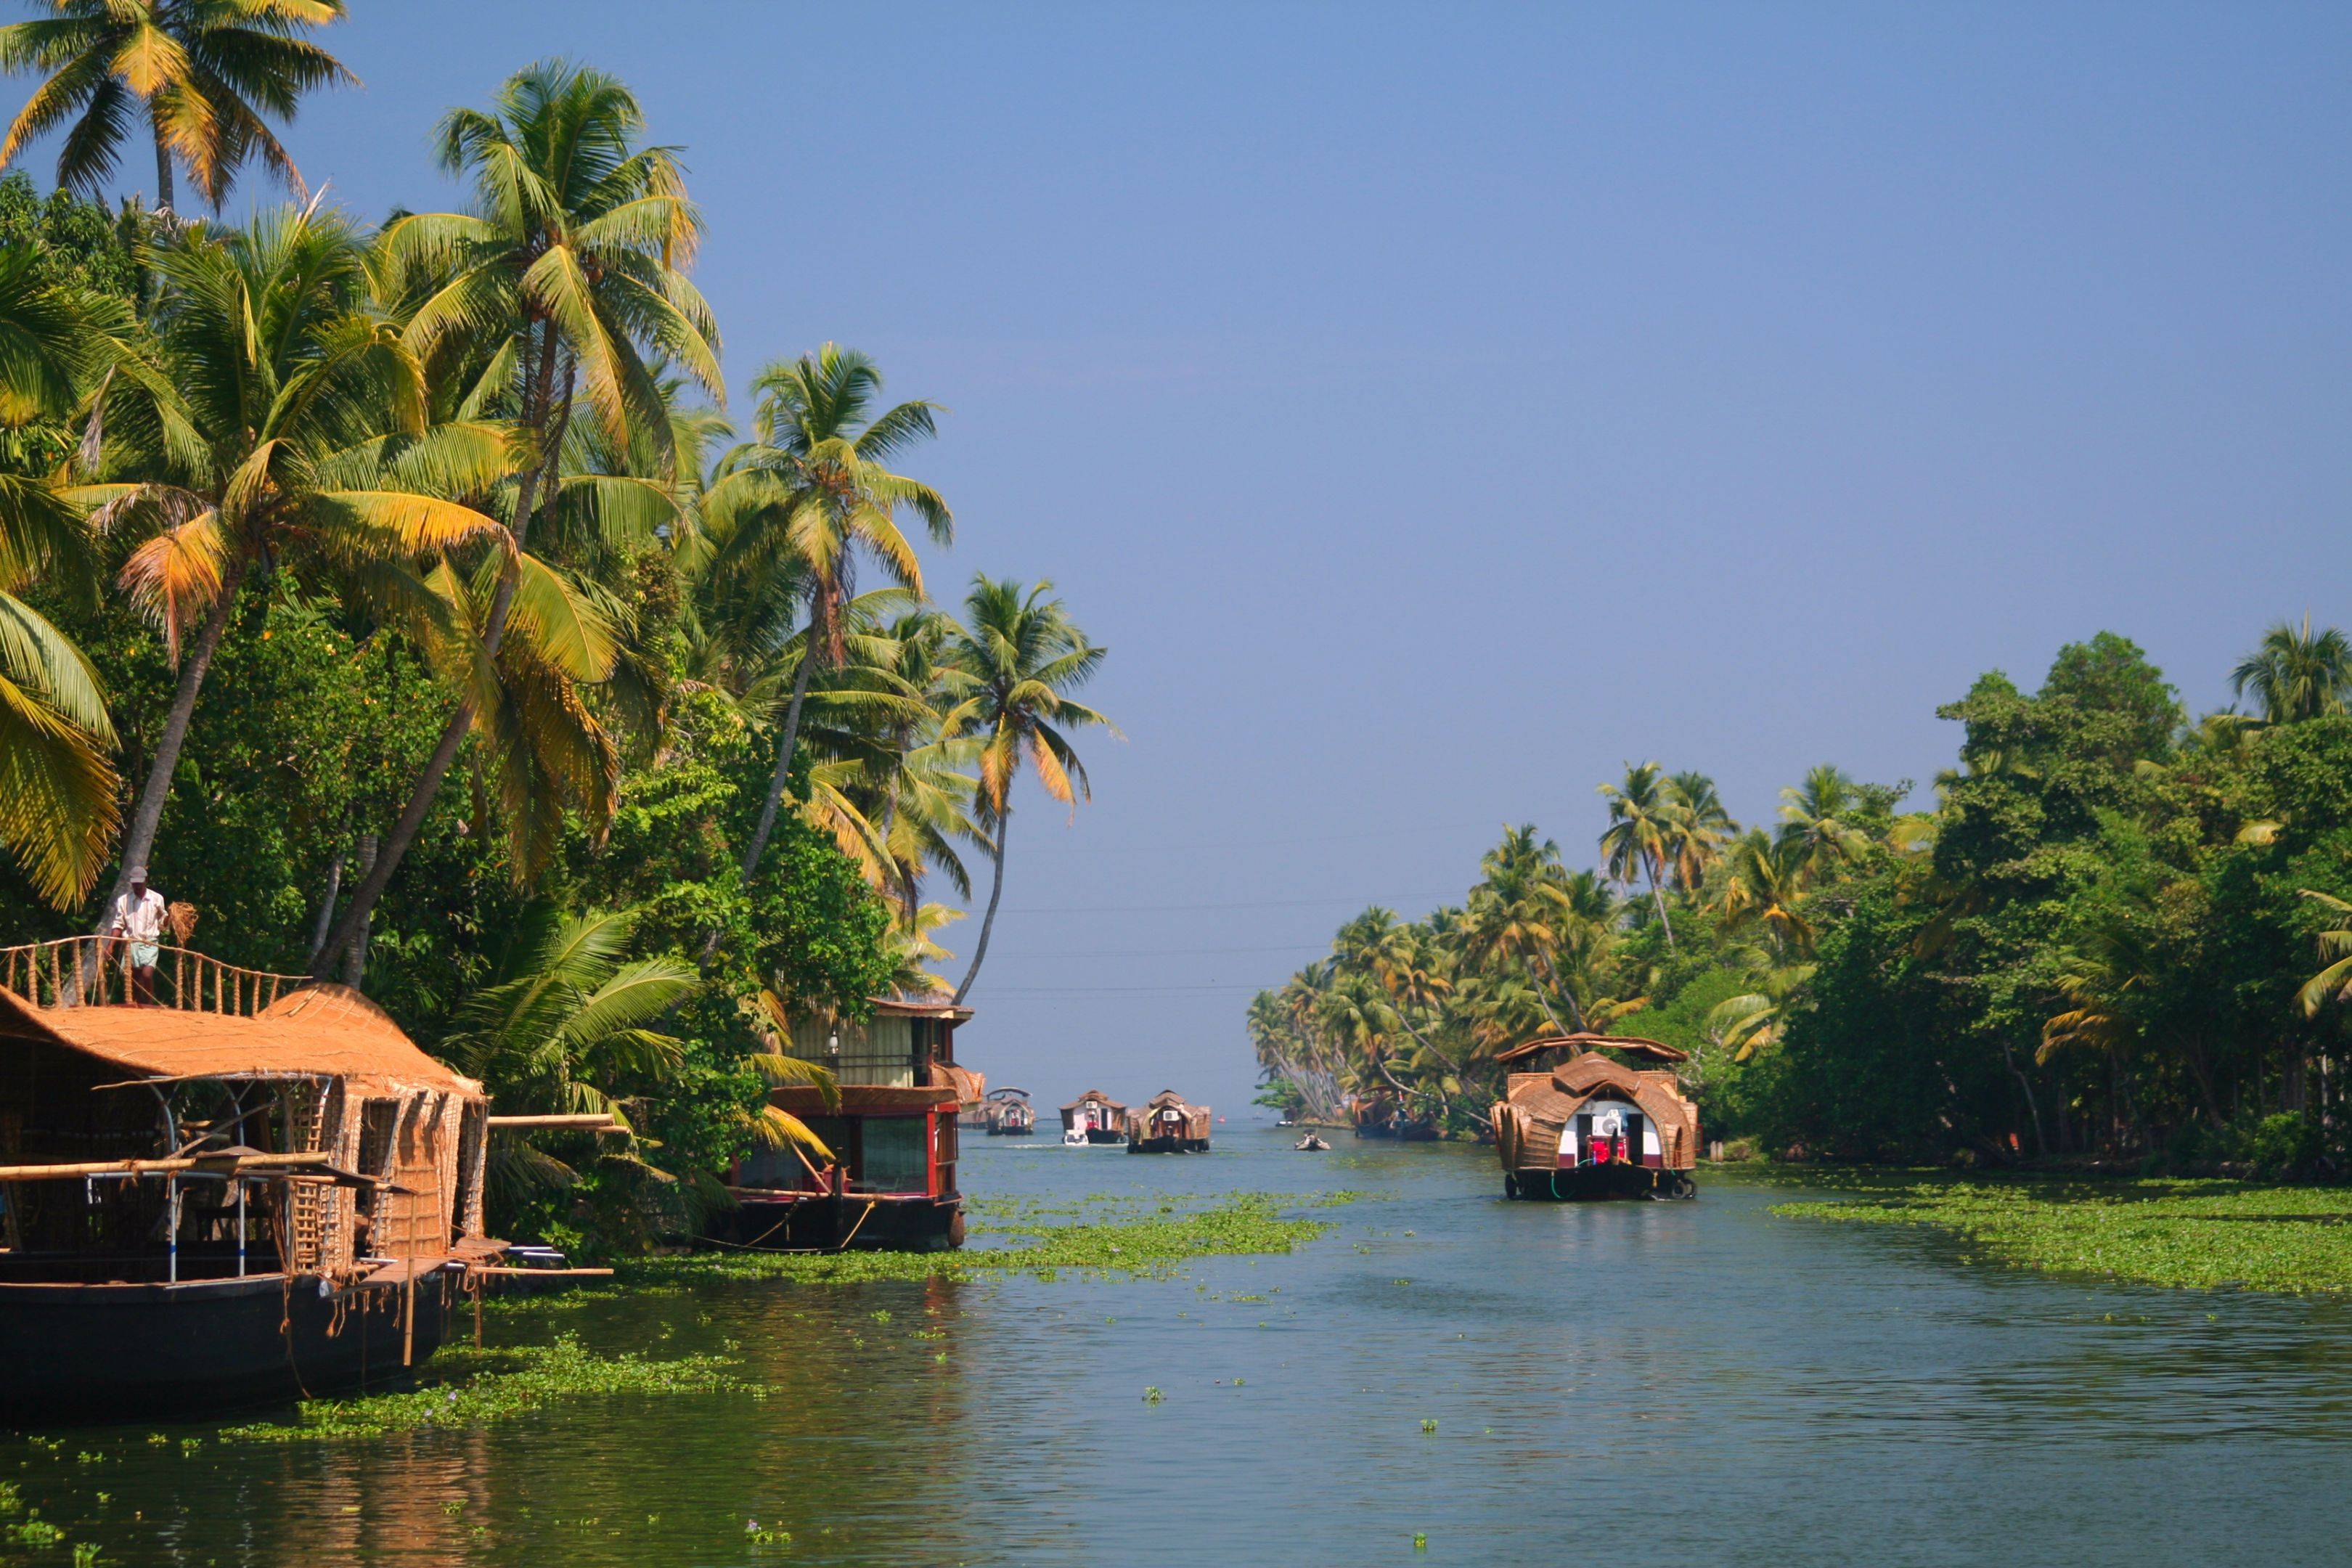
[0,936,308,1016]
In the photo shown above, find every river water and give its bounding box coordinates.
[9,1130,2352,1567]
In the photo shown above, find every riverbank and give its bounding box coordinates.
[1771,1169,2352,1294]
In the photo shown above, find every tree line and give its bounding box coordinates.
[0,8,1113,1250]
[1252,626,2352,1177]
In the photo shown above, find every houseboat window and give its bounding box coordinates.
[858,1117,929,1194]
[739,1115,852,1190]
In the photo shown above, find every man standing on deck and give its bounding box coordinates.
[107,868,167,1005]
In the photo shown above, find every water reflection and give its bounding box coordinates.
[8,1136,2352,1565]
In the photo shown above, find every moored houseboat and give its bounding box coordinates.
[722,998,976,1251]
[0,938,504,1418]
[1489,1032,1700,1199]
[1127,1090,1211,1153]
[1060,1090,1127,1145]
[1350,1093,1437,1141]
[984,1087,1036,1135]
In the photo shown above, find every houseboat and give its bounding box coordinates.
[1489,1032,1700,1200]
[984,1087,1036,1135]
[1127,1090,1211,1153]
[722,998,976,1251]
[1060,1090,1127,1145]
[0,937,502,1417]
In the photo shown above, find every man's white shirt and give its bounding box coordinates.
[111,888,167,945]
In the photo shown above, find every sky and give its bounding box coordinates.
[15,3,2351,1117]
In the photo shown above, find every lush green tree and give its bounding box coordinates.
[1598,760,1678,950]
[2231,616,2352,725]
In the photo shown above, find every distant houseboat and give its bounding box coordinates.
[723,998,976,1251]
[1127,1090,1211,1153]
[1489,1033,1700,1200]
[1061,1090,1127,1145]
[984,1087,1036,1135]
[0,938,507,1418]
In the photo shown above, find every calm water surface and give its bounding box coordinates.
[10,1132,2352,1567]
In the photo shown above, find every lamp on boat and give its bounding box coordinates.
[827,1031,840,1059]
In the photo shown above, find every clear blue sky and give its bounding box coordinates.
[17,3,2349,1115]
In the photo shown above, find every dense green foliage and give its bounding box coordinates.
[1256,630,2352,1173]
[0,65,1110,1253]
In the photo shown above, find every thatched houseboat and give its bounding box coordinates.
[984,1087,1036,1135]
[1127,1090,1211,1153]
[1060,1090,1127,1144]
[724,998,976,1251]
[1489,1033,1700,1200]
[0,938,501,1416]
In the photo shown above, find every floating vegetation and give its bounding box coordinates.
[219,1335,745,1443]
[624,1191,1362,1288]
[1776,1175,2352,1294]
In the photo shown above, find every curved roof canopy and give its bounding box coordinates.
[1493,1031,1688,1066]
[0,984,480,1098]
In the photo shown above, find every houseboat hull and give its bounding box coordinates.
[720,1193,964,1252]
[0,1269,450,1421]
[1127,1136,1209,1153]
[987,1122,1034,1137]
[1081,1128,1122,1146]
[1503,1165,1697,1201]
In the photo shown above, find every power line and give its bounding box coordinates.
[1015,818,1514,857]
[974,941,1327,960]
[1000,891,1463,915]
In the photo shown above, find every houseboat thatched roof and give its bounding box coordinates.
[1493,1048,1701,1174]
[931,1061,986,1106]
[1062,1088,1125,1111]
[0,983,478,1098]
[871,997,975,1022]
[1492,1031,1688,1067]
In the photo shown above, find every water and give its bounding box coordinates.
[11,1130,2352,1567]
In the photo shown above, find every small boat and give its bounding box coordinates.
[1127,1090,1211,1153]
[1061,1127,1090,1148]
[1490,1032,1701,1200]
[1294,1134,1330,1151]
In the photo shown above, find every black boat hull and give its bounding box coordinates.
[0,1272,450,1422]
[1504,1166,1697,1200]
[718,1193,964,1251]
[1127,1137,1209,1153]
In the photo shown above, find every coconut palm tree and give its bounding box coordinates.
[695,346,949,960]
[1598,761,1678,951]
[1707,960,1816,1062]
[1715,828,1815,957]
[945,576,1114,1004]
[1775,764,1875,886]
[1664,769,1734,891]
[2297,890,2352,1016]
[318,60,721,975]
[72,203,516,923]
[1463,825,1586,1029]
[0,0,356,213]
[2231,616,2352,724]
[0,242,123,905]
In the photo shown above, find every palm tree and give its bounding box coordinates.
[695,346,949,960]
[318,60,721,975]
[0,0,356,213]
[1707,960,1816,1061]
[0,242,121,904]
[1598,761,1678,951]
[1715,828,1815,957]
[1775,764,1874,886]
[1463,825,1585,1029]
[2231,616,2352,724]
[71,203,513,923]
[944,576,1114,1003]
[1664,769,1734,891]
[2297,890,2352,1016]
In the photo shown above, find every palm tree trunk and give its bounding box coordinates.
[93,552,248,932]
[151,118,173,214]
[952,798,1009,1005]
[311,331,567,981]
[1647,862,1678,953]
[1519,956,1572,1034]
[338,834,376,987]
[304,846,345,966]
[698,638,820,965]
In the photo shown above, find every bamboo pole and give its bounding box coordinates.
[0,1151,338,1181]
